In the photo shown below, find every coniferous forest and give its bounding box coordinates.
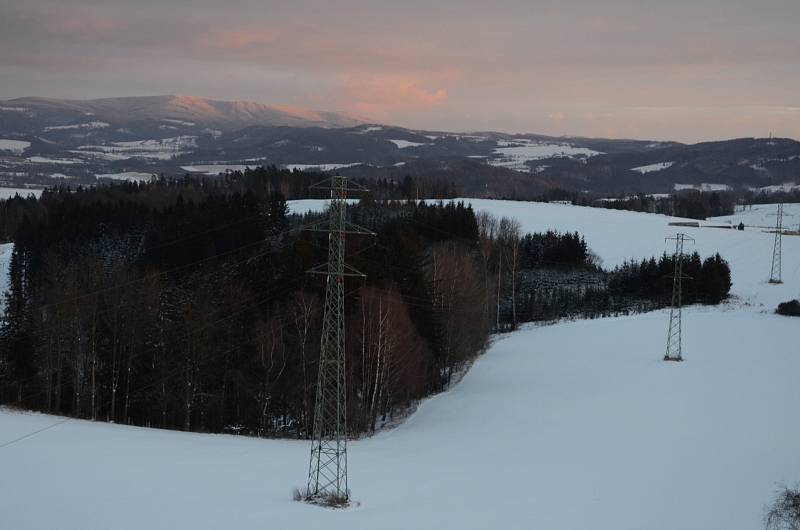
[0,171,731,437]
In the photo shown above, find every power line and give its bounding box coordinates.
[305,175,372,504]
[768,203,794,284]
[664,233,694,362]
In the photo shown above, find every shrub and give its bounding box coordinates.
[765,486,800,530]
[776,300,800,317]
[292,487,350,508]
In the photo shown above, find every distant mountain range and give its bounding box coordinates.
[0,95,365,131]
[1,94,798,197]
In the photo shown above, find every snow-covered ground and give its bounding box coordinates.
[0,187,44,199]
[76,136,197,160]
[3,199,799,530]
[27,156,82,165]
[0,139,31,154]
[674,183,732,192]
[284,163,362,171]
[95,172,154,183]
[489,140,601,173]
[181,164,258,175]
[710,202,800,230]
[631,161,674,173]
[43,121,109,132]
[756,183,800,194]
[388,139,428,149]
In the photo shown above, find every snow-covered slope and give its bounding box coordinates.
[3,199,800,530]
[2,308,799,530]
[710,202,800,230]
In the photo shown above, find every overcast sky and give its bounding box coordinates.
[1,0,798,142]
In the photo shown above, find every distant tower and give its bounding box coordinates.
[304,175,372,503]
[665,233,694,362]
[769,203,784,284]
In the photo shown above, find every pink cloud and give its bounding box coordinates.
[339,77,447,119]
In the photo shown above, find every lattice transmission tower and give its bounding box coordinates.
[304,175,372,503]
[769,203,785,284]
[664,233,694,362]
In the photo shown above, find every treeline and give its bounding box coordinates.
[608,253,732,305]
[223,165,455,201]
[511,188,736,220]
[597,191,735,219]
[0,178,488,437]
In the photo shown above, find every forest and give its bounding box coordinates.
[0,171,731,438]
[0,175,485,436]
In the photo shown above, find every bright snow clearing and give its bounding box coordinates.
[2,199,800,530]
[489,140,601,173]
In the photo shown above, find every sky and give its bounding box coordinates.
[1,0,798,142]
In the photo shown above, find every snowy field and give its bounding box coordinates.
[3,199,800,530]
[0,139,31,154]
[710,202,800,230]
[76,136,197,160]
[181,164,258,175]
[284,163,362,171]
[489,140,602,173]
[95,172,154,183]
[388,139,429,149]
[0,187,44,199]
[631,161,674,173]
[674,183,732,192]
[436,199,799,307]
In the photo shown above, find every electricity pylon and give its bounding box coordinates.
[304,175,372,503]
[769,203,786,284]
[665,233,694,362]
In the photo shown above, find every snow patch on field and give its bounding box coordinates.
[757,182,800,194]
[710,202,800,229]
[674,183,731,192]
[95,172,154,183]
[0,139,31,154]
[181,164,257,175]
[489,140,601,172]
[0,106,28,112]
[388,139,428,149]
[161,119,196,126]
[631,161,674,173]
[284,163,362,171]
[76,136,197,160]
[0,187,43,199]
[27,156,82,165]
[43,122,109,132]
[288,198,360,215]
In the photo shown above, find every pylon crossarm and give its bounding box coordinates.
[303,220,375,235]
[309,176,370,193]
[306,263,366,277]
